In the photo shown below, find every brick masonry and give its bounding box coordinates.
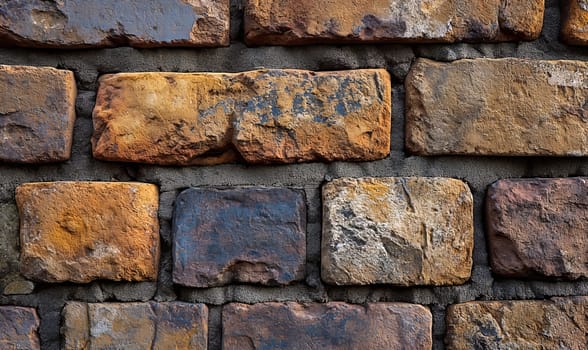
[1,2,588,350]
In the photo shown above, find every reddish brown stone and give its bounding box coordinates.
[446,297,588,349]
[0,306,40,349]
[0,65,76,163]
[92,69,391,165]
[223,302,432,350]
[244,0,544,46]
[62,302,208,350]
[173,188,306,287]
[0,1,229,48]
[486,178,588,280]
[16,182,160,283]
[562,0,588,45]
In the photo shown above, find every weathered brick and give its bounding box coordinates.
[244,0,544,46]
[62,301,208,350]
[173,188,306,287]
[0,306,40,349]
[322,177,473,286]
[92,69,391,165]
[486,178,588,280]
[0,65,76,163]
[446,297,588,349]
[223,302,432,350]
[562,0,588,45]
[406,58,588,156]
[0,0,229,48]
[16,182,160,283]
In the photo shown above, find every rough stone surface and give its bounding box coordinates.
[223,302,432,350]
[0,306,40,349]
[244,0,544,46]
[322,177,473,286]
[0,65,76,163]
[406,58,588,156]
[446,297,588,349]
[16,182,160,283]
[486,178,588,280]
[3,277,35,295]
[173,188,306,287]
[0,0,229,48]
[0,204,18,278]
[62,301,208,350]
[562,0,588,45]
[92,69,391,165]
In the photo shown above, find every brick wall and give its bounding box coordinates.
[1,1,588,349]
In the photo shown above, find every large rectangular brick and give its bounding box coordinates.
[446,297,588,349]
[406,58,588,156]
[562,0,588,44]
[92,69,391,165]
[486,178,588,280]
[0,65,76,163]
[0,0,229,48]
[223,302,432,350]
[62,301,208,350]
[244,0,544,46]
[322,177,473,286]
[0,306,40,349]
[173,188,306,287]
[16,182,160,283]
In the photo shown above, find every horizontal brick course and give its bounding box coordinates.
[486,178,588,280]
[244,0,544,46]
[16,182,160,283]
[0,65,76,163]
[321,177,473,286]
[446,297,588,349]
[223,302,432,349]
[0,306,40,349]
[62,302,208,349]
[173,187,306,287]
[406,58,588,156]
[91,69,391,165]
[0,0,229,48]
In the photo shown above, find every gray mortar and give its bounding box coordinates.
[1,1,588,349]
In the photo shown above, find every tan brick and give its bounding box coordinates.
[0,1,229,48]
[0,65,76,163]
[406,58,588,156]
[562,0,588,45]
[62,302,208,350]
[446,297,588,349]
[16,182,160,283]
[92,69,391,165]
[223,302,432,350]
[244,0,544,46]
[487,178,588,280]
[321,177,473,286]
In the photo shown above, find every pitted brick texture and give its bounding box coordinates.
[62,302,208,350]
[0,306,40,349]
[0,65,76,163]
[446,297,588,349]
[486,178,588,280]
[321,177,473,286]
[0,0,229,48]
[223,302,432,350]
[562,0,588,45]
[173,188,306,287]
[16,182,160,283]
[91,69,391,165]
[244,0,544,46]
[406,58,588,156]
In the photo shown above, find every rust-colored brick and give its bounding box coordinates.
[562,0,588,45]
[0,0,229,48]
[0,65,76,163]
[92,69,391,165]
[486,178,588,280]
[244,0,544,46]
[223,302,432,349]
[322,177,473,286]
[406,58,588,156]
[446,297,588,349]
[16,182,160,283]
